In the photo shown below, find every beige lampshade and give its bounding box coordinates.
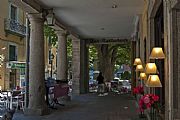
[133,58,142,65]
[136,65,144,72]
[149,47,165,59]
[146,75,162,87]
[140,72,147,80]
[145,63,157,74]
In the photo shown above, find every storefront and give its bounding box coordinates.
[6,61,25,90]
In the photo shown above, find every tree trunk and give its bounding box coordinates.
[96,44,117,82]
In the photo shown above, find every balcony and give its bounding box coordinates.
[4,18,26,37]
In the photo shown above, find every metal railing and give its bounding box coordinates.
[4,18,26,37]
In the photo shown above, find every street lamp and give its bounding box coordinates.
[46,9,55,26]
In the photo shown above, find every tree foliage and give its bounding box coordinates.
[44,25,72,57]
[89,45,98,67]
[121,71,131,80]
[116,42,131,66]
[44,25,58,46]
[89,42,131,81]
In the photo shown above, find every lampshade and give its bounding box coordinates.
[136,65,144,72]
[149,47,165,59]
[133,58,142,65]
[146,75,162,87]
[145,63,157,74]
[140,72,147,80]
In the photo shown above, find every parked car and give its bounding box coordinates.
[121,80,131,93]
[111,77,120,91]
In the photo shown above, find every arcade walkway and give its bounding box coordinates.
[13,93,141,120]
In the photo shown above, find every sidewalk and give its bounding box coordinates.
[6,93,144,120]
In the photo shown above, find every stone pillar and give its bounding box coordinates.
[131,41,136,92]
[56,31,67,81]
[25,14,48,115]
[171,8,180,119]
[80,40,89,93]
[71,35,80,96]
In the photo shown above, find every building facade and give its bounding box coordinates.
[0,0,26,90]
[133,0,180,119]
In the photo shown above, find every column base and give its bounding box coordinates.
[24,107,49,116]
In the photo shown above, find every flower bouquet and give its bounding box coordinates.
[139,94,159,112]
[133,86,144,95]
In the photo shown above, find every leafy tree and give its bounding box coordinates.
[116,43,131,66]
[89,45,98,68]
[44,25,58,46]
[44,25,72,57]
[90,42,131,82]
[44,25,73,78]
[121,71,131,80]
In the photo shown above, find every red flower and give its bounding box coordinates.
[152,95,159,101]
[133,86,144,95]
[138,94,159,112]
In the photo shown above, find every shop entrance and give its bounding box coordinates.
[9,69,16,90]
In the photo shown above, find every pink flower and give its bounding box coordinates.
[138,94,160,112]
[146,103,151,108]
[143,96,150,104]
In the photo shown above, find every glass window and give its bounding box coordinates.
[9,45,17,61]
[11,5,17,20]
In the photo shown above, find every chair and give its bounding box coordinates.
[0,93,6,108]
[9,90,22,109]
[0,91,11,109]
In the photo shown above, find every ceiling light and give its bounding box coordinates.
[112,4,117,8]
[100,28,104,30]
[46,9,55,26]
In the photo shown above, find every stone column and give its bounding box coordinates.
[80,40,89,93]
[71,35,80,95]
[131,41,136,92]
[56,31,67,81]
[25,14,48,115]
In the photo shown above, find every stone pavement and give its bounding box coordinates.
[11,93,144,120]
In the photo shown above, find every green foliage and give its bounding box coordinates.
[89,45,98,68]
[67,37,72,57]
[121,71,131,80]
[116,42,131,66]
[44,25,58,46]
[89,45,98,62]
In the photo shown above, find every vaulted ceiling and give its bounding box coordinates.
[38,0,144,39]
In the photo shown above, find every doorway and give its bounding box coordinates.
[154,2,165,108]
[9,69,16,90]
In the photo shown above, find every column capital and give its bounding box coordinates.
[68,34,79,40]
[28,13,45,23]
[56,30,67,36]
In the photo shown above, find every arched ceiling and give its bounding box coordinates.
[38,0,144,39]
